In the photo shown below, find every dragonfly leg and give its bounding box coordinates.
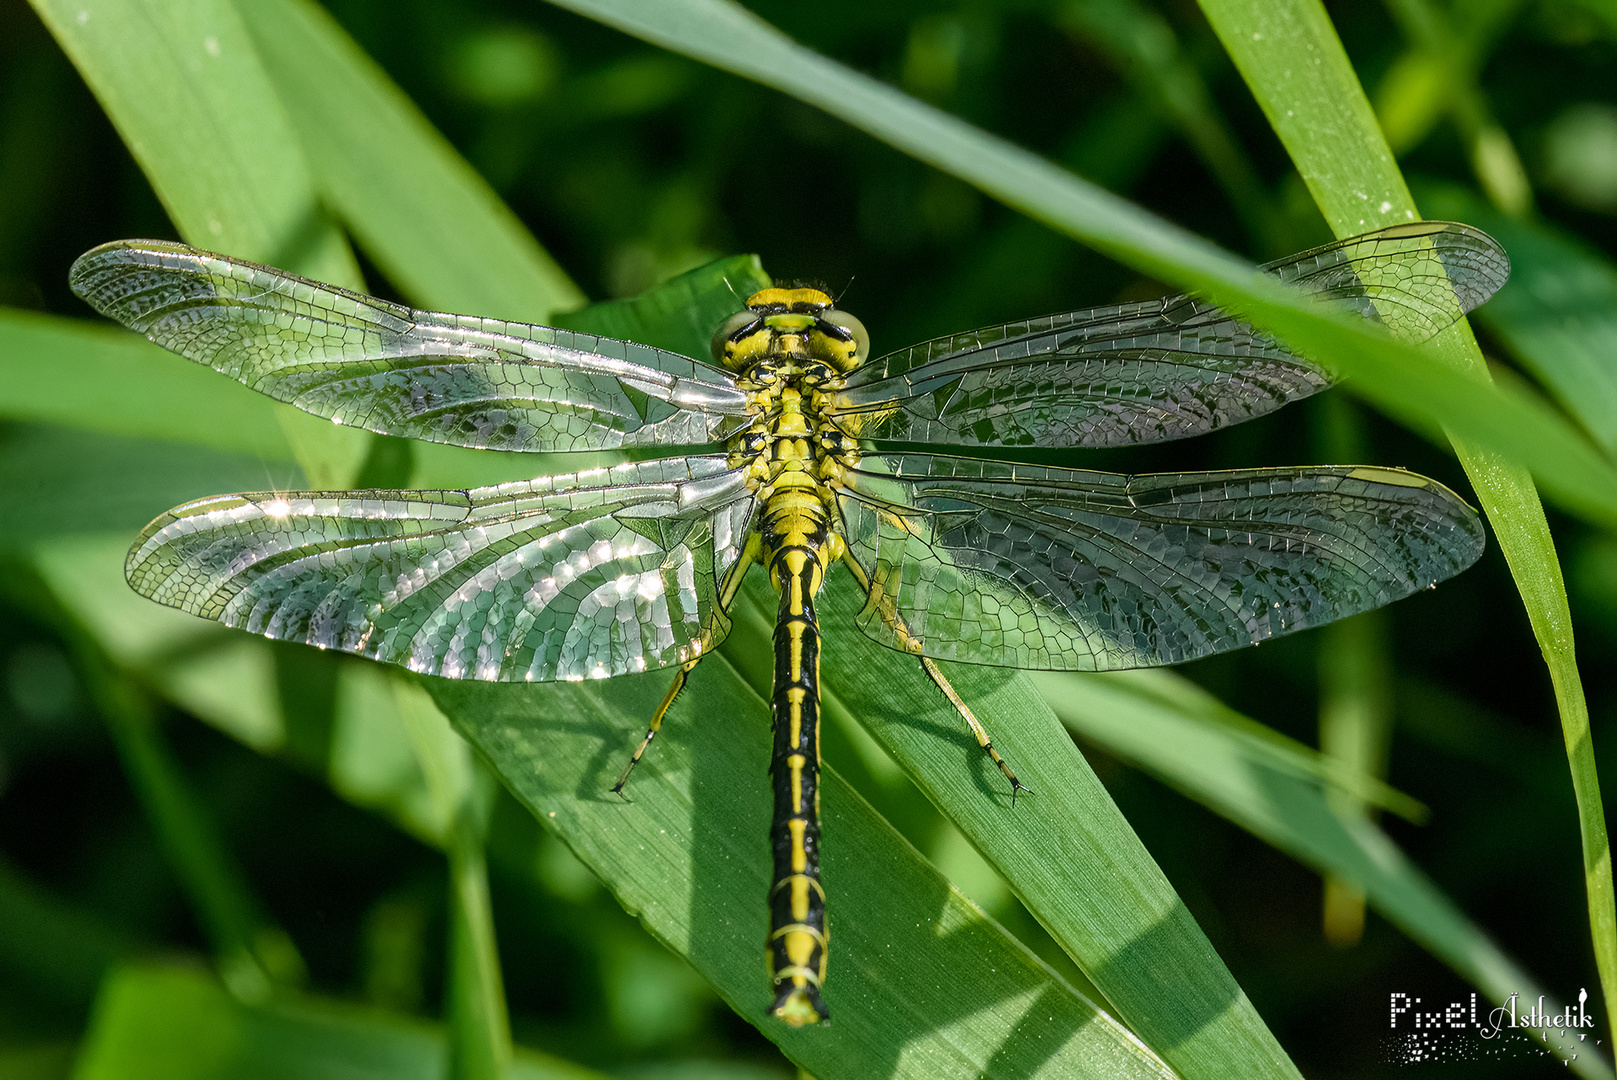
[920,656,1032,805]
[612,658,702,798]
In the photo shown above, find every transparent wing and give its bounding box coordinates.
[126,457,757,681]
[837,221,1509,448]
[835,453,1484,671]
[71,240,750,452]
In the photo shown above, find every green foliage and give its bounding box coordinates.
[75,964,601,1080]
[1,1,1615,1078]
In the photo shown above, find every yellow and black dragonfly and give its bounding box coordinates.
[71,220,1505,1026]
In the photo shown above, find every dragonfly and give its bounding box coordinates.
[70,220,1505,1026]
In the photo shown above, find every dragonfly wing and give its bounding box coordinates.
[835,453,1484,671]
[837,221,1508,448]
[71,240,750,452]
[126,457,757,681]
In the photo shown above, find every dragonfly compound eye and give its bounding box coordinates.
[712,311,764,365]
[816,309,869,370]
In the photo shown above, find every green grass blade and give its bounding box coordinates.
[234,0,584,323]
[1199,0,1617,1069]
[26,0,354,281]
[1045,665,1423,823]
[1311,404,1396,944]
[392,683,513,1080]
[1057,0,1275,251]
[1420,183,1617,454]
[0,307,568,494]
[1028,667,1587,1058]
[73,963,604,1080]
[553,254,772,359]
[1315,607,1393,944]
[446,772,512,1080]
[545,0,1617,532]
[0,424,293,549]
[0,309,300,461]
[29,0,370,489]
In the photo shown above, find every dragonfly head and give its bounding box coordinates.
[712,286,869,374]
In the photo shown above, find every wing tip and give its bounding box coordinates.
[70,239,215,331]
[1424,219,1512,312]
[1346,464,1487,575]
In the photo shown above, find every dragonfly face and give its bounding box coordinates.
[712,286,869,375]
[69,220,1508,1027]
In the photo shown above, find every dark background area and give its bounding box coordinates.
[1,0,1615,1076]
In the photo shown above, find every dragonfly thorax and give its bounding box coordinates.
[721,310,860,602]
[732,354,859,575]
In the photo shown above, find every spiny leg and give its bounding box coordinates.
[839,548,1030,804]
[920,656,1032,804]
[611,658,702,798]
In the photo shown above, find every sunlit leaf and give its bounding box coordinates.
[29,0,368,487]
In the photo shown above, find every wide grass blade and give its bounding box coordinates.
[1199,0,1616,1070]
[772,577,1298,1079]
[425,671,1176,1079]
[0,310,301,461]
[234,0,584,324]
[28,0,369,487]
[0,424,293,548]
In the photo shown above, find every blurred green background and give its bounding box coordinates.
[2,0,1616,1077]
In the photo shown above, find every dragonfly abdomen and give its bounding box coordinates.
[762,491,833,1026]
